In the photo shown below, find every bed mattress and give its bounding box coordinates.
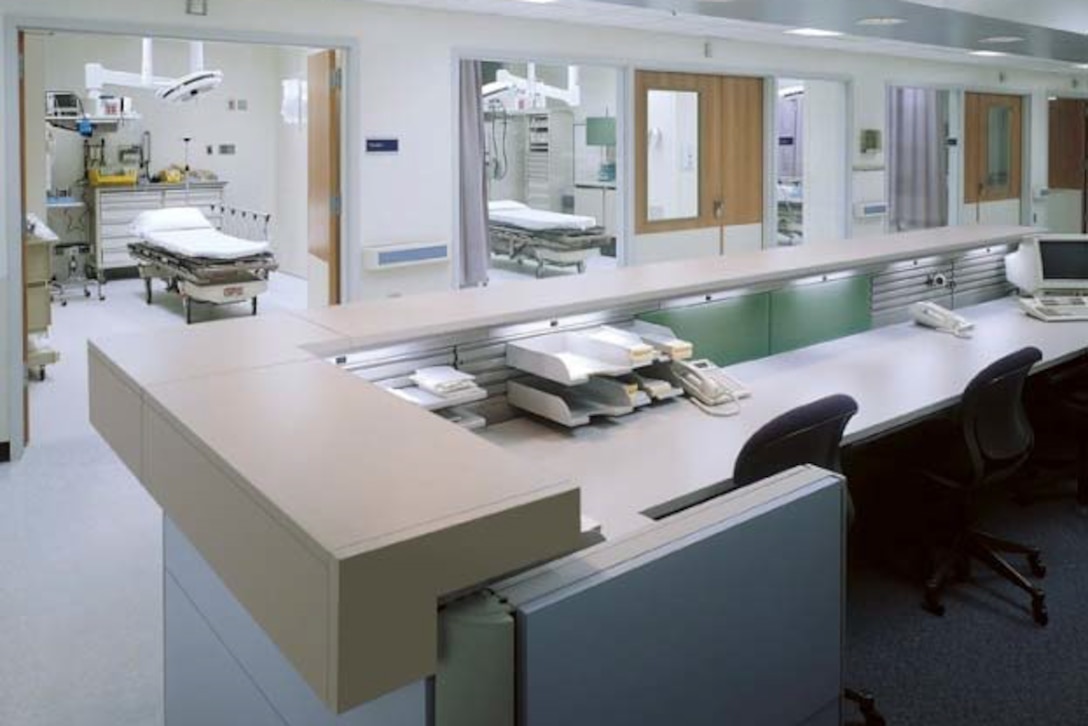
[142,228,271,260]
[488,201,597,232]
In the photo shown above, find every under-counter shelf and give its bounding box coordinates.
[506,326,658,385]
[380,383,487,411]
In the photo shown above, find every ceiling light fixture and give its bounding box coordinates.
[1076,63,1088,70]
[856,17,906,27]
[969,50,1009,58]
[514,0,556,4]
[979,36,1023,44]
[785,27,844,38]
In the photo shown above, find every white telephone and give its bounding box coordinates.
[671,359,750,416]
[910,301,974,338]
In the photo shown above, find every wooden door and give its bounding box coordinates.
[307,50,342,307]
[964,92,1022,207]
[635,71,763,248]
[1048,98,1088,233]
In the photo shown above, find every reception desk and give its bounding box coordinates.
[89,225,1068,725]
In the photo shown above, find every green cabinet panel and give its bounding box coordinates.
[769,275,872,354]
[639,293,771,366]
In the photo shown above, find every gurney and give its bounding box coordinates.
[488,200,614,277]
[128,206,278,324]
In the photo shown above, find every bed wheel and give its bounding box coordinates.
[144,277,152,305]
[251,297,258,316]
[535,263,545,279]
[577,262,586,274]
[183,297,192,325]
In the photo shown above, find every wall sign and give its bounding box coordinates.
[366,138,400,154]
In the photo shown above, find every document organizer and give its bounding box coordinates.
[507,376,636,427]
[506,328,657,385]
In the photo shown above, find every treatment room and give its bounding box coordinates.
[465,59,620,283]
[20,30,344,440]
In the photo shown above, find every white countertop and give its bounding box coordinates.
[481,298,1088,538]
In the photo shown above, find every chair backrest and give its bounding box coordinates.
[959,346,1042,481]
[733,394,859,487]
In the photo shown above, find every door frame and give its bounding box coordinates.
[3,15,360,459]
[1044,89,1088,232]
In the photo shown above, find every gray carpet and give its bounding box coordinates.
[845,477,1088,725]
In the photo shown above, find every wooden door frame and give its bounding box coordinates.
[3,16,359,459]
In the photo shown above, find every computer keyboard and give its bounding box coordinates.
[1018,295,1088,322]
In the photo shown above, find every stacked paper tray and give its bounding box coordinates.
[506,329,657,386]
[507,376,636,427]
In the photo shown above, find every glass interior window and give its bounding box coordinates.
[646,89,699,221]
[986,105,1012,188]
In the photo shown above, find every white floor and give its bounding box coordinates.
[0,272,307,726]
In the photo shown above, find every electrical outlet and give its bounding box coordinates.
[237,99,248,111]
[206,145,214,155]
[228,99,236,111]
[218,144,236,155]
[186,0,208,16]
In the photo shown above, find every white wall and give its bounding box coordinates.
[801,79,847,244]
[274,46,310,279]
[3,0,1087,448]
[1047,189,1083,233]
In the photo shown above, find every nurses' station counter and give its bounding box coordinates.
[91,225,1088,726]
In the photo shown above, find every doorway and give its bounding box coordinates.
[1047,97,1087,234]
[772,78,847,246]
[16,28,347,445]
[633,70,764,264]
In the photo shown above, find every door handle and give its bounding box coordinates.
[713,199,725,220]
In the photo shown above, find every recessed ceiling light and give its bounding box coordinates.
[514,0,556,3]
[856,17,906,27]
[785,28,844,38]
[979,36,1023,44]
[969,50,1009,58]
[1076,63,1088,70]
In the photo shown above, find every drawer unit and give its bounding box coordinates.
[93,183,226,276]
[27,282,51,333]
[26,240,51,283]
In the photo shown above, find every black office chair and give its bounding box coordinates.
[734,394,885,726]
[918,346,1048,625]
[1018,361,1088,508]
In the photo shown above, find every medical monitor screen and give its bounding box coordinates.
[1039,238,1088,283]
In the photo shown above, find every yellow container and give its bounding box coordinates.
[88,168,138,187]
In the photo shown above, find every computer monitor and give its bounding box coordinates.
[1005,234,1088,294]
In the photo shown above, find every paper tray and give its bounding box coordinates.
[507,330,655,386]
[507,376,635,427]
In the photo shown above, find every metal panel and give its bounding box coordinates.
[512,474,843,726]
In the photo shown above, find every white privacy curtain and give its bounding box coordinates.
[888,87,948,231]
[459,60,489,287]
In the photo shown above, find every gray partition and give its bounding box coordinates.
[451,466,845,726]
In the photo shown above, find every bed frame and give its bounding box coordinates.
[489,222,614,277]
[129,205,278,324]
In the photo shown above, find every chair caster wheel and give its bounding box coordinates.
[61,300,67,307]
[1032,596,1048,626]
[1028,553,1046,578]
[923,590,945,617]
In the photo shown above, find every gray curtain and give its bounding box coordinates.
[459,60,489,287]
[888,87,948,231]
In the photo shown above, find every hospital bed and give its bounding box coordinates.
[488,200,614,277]
[128,206,278,324]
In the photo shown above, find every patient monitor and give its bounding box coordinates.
[1006,234,1088,295]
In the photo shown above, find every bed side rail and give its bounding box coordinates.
[210,204,272,242]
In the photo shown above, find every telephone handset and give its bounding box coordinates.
[671,359,750,417]
[910,301,974,338]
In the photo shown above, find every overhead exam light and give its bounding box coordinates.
[157,70,224,103]
[85,38,224,104]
